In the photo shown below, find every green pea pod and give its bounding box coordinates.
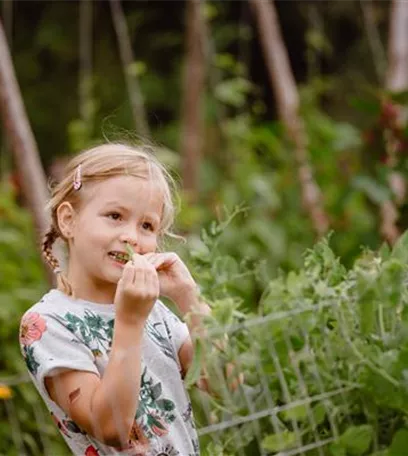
[125,243,135,262]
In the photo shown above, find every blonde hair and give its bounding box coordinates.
[42,143,179,296]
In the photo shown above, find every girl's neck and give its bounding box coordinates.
[67,268,116,305]
[72,288,115,305]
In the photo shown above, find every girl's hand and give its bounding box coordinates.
[144,252,196,304]
[114,254,159,324]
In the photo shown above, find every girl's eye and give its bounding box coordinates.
[107,212,121,221]
[142,221,154,231]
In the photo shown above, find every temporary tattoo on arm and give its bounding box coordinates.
[68,387,81,404]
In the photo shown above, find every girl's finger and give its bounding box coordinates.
[143,253,162,269]
[144,253,159,268]
[118,261,136,287]
[146,267,159,297]
[132,260,147,287]
[132,252,143,264]
[151,253,177,270]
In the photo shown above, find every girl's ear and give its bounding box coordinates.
[56,202,76,239]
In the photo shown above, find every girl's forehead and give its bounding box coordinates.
[82,175,164,209]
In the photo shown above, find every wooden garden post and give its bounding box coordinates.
[0,19,53,284]
[249,0,329,237]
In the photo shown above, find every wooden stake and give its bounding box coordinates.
[380,0,408,244]
[109,0,150,138]
[180,0,206,202]
[0,19,53,284]
[249,0,329,237]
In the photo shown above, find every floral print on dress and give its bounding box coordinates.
[182,402,193,424]
[188,438,200,456]
[136,367,176,439]
[57,311,114,353]
[153,443,180,455]
[20,312,47,345]
[84,445,99,456]
[50,412,86,438]
[145,320,177,363]
[20,312,47,375]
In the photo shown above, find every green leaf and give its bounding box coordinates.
[389,429,408,456]
[156,398,175,412]
[388,90,408,104]
[312,402,327,426]
[214,77,252,108]
[262,430,297,452]
[280,404,308,422]
[339,425,373,456]
[127,61,147,77]
[377,260,404,307]
[391,231,408,263]
[330,442,347,456]
[150,382,162,400]
[378,243,391,261]
[349,96,381,116]
[184,338,204,388]
[359,287,377,335]
[352,176,391,205]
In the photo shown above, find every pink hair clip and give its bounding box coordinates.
[73,164,82,191]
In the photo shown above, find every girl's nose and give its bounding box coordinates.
[120,228,139,247]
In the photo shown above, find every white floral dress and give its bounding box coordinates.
[19,289,200,456]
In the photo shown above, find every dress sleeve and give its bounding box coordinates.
[19,310,99,398]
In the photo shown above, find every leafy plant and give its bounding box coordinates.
[186,216,408,455]
[0,182,68,455]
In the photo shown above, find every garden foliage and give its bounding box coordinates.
[187,221,408,456]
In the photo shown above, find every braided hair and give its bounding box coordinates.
[42,226,73,296]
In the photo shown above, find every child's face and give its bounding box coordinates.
[62,175,163,302]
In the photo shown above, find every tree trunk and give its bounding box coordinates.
[360,0,387,83]
[385,0,408,91]
[180,0,206,202]
[380,0,408,244]
[79,0,93,126]
[109,0,150,138]
[0,19,53,284]
[249,0,329,237]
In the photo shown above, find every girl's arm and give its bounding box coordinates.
[45,317,145,447]
[46,256,159,448]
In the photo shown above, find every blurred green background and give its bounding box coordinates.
[1,1,408,454]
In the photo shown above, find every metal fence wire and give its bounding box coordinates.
[2,297,376,455]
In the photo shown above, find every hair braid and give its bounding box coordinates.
[42,226,60,271]
[42,226,74,296]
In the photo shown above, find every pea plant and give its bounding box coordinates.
[186,218,408,456]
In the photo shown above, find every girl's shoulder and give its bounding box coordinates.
[22,289,115,321]
[22,289,72,316]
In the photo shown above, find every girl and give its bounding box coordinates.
[19,143,210,456]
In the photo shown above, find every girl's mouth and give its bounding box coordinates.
[108,251,130,265]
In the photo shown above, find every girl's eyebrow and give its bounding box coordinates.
[103,202,160,223]
[103,201,129,211]
[143,213,161,225]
